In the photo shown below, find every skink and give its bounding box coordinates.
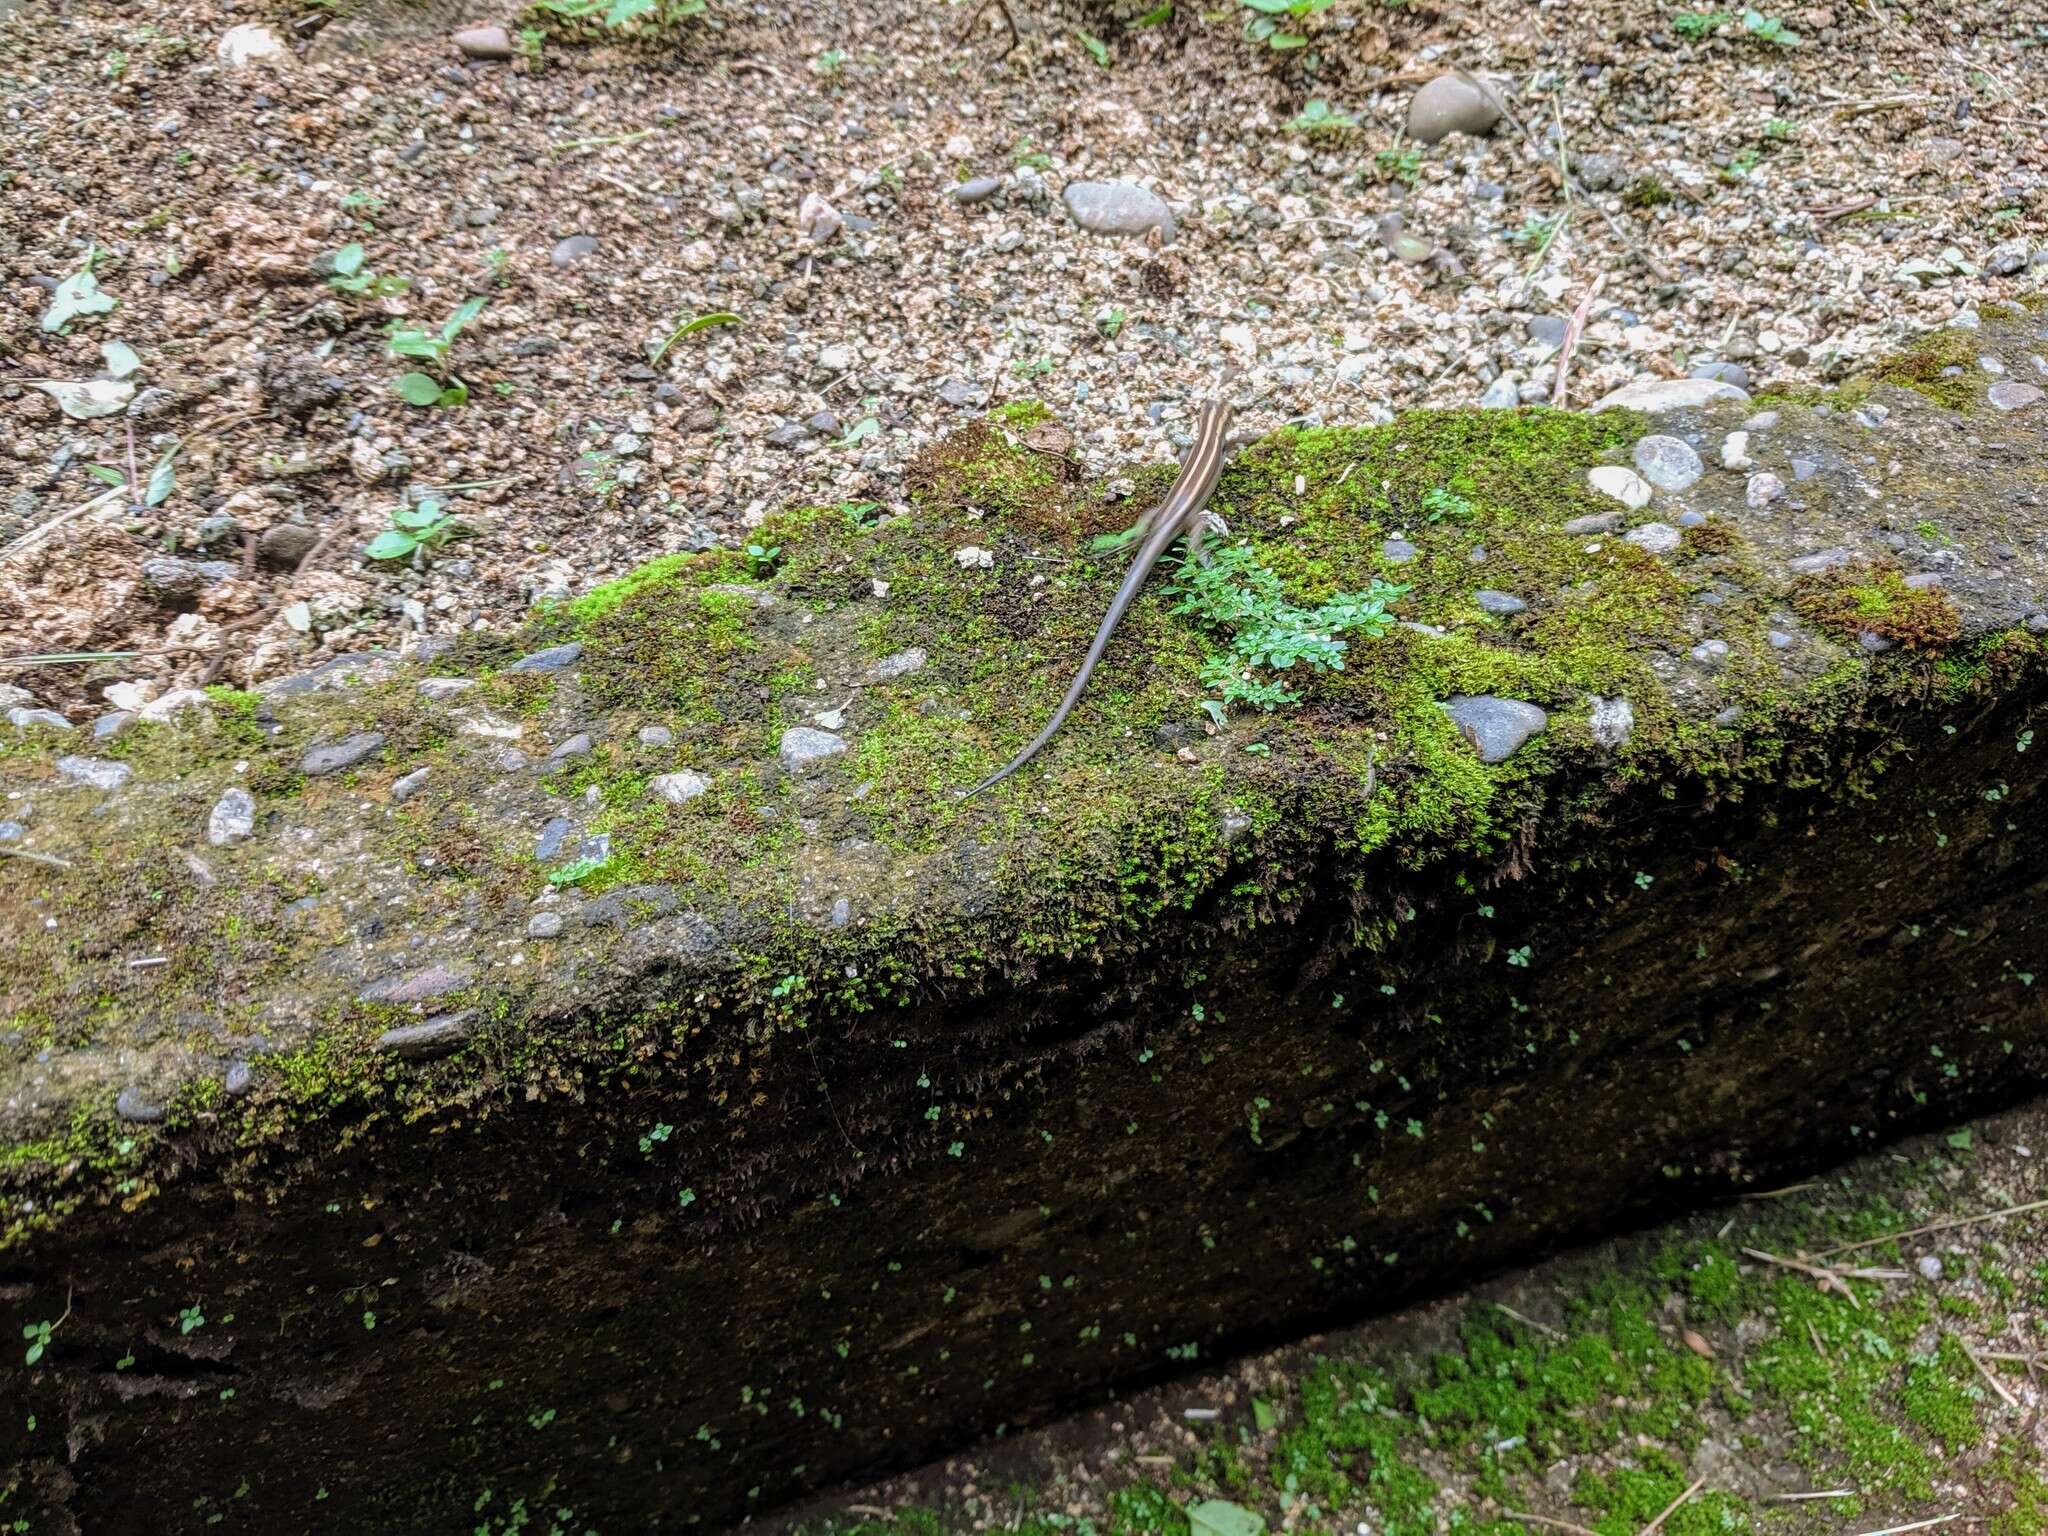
[962,396,1236,798]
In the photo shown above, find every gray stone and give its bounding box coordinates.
[452,24,514,59]
[1713,707,1743,727]
[207,787,256,847]
[1576,152,1626,191]
[375,1012,474,1060]
[1526,315,1569,349]
[359,965,471,1007]
[1589,696,1634,749]
[551,235,599,268]
[1623,522,1683,556]
[1588,466,1652,510]
[1915,1253,1944,1282]
[582,883,680,929]
[1902,572,1944,591]
[222,1060,254,1097]
[951,176,1003,205]
[300,732,385,776]
[1406,73,1502,143]
[1986,240,2029,276]
[506,643,583,674]
[1438,696,1548,763]
[1474,590,1527,616]
[266,652,396,699]
[1478,375,1520,410]
[639,725,674,747]
[1631,435,1704,493]
[0,684,30,711]
[938,378,990,409]
[1858,631,1893,653]
[1690,361,1751,390]
[527,911,566,939]
[418,677,476,700]
[115,1086,166,1124]
[1381,538,1418,565]
[780,726,848,773]
[805,410,842,438]
[1561,512,1622,536]
[1789,457,1821,482]
[1690,640,1730,667]
[1591,378,1750,413]
[8,707,71,732]
[1786,548,1858,576]
[1746,473,1786,509]
[1988,380,2044,412]
[55,756,131,791]
[391,767,431,804]
[864,647,928,683]
[765,423,811,449]
[140,556,211,600]
[1061,180,1175,243]
[1676,510,1707,528]
[548,733,593,764]
[0,822,22,843]
[1854,403,1890,428]
[1769,630,1795,649]
[536,816,577,860]
[649,770,711,805]
[91,711,134,742]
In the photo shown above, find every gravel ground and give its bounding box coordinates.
[1,0,2043,715]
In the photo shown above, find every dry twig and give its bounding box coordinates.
[1811,1197,2048,1259]
[1638,1476,1706,1536]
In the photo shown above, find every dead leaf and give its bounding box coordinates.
[1681,1328,1714,1358]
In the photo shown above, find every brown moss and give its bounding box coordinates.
[1791,560,1963,652]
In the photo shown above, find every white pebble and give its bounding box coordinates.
[1587,465,1652,510]
[1720,431,1753,471]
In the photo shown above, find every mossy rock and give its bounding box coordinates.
[3,313,2047,1531]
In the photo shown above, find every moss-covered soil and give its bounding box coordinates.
[1,313,2045,1531]
[781,1097,2048,1536]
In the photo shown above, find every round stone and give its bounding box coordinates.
[1988,380,2043,412]
[1060,181,1174,243]
[1406,73,1502,143]
[1631,435,1703,493]
[1622,522,1682,555]
[1381,538,1418,565]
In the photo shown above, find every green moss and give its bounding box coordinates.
[1902,1331,1984,1452]
[1867,329,1988,412]
[1792,560,1962,651]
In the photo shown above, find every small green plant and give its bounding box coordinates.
[388,296,487,408]
[1284,98,1356,133]
[1011,137,1053,171]
[1073,27,1111,66]
[1671,9,1731,38]
[813,47,845,73]
[1764,116,1794,139]
[1095,307,1127,339]
[22,1294,69,1366]
[40,245,116,333]
[1622,175,1672,209]
[547,855,607,887]
[1012,356,1055,378]
[176,1304,204,1335]
[1169,542,1405,718]
[1741,7,1801,43]
[517,26,545,61]
[1723,148,1761,180]
[1133,2,1173,23]
[325,244,412,299]
[365,497,462,562]
[1375,147,1423,185]
[1421,486,1473,522]
[530,0,705,29]
[103,48,128,77]
[744,541,781,576]
[1240,0,1334,49]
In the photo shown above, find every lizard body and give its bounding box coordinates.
[962,396,1235,799]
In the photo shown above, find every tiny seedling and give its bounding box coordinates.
[1011,137,1053,171]
[1073,27,1111,66]
[1095,307,1127,339]
[1132,2,1173,22]
[835,416,881,448]
[1421,486,1473,522]
[1284,98,1357,133]
[387,296,487,408]
[547,854,607,887]
[1741,7,1801,44]
[1671,9,1732,38]
[1240,0,1334,49]
[744,541,781,576]
[813,47,845,73]
[531,0,705,29]
[365,497,461,561]
[326,243,412,299]
[41,246,116,333]
[1374,147,1424,185]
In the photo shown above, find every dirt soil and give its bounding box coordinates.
[0,0,2042,716]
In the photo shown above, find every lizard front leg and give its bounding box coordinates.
[1180,508,1230,567]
